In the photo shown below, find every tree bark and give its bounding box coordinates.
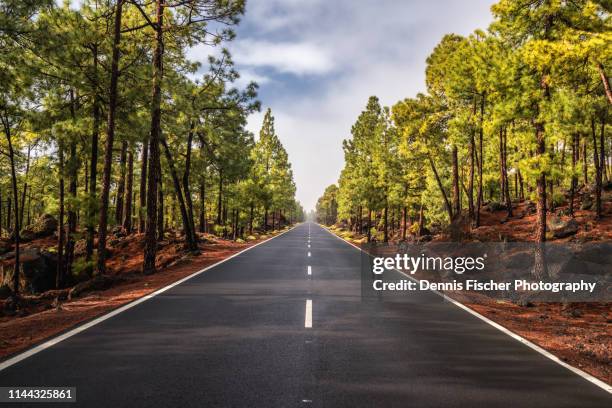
[249,202,254,235]
[115,139,128,225]
[161,137,198,250]
[143,0,164,275]
[501,128,512,217]
[66,121,78,279]
[182,124,196,241]
[97,0,123,275]
[139,140,148,233]
[569,133,578,217]
[476,94,485,227]
[57,140,65,289]
[383,196,388,243]
[428,154,453,221]
[582,134,588,185]
[596,62,612,105]
[451,144,460,219]
[123,148,134,232]
[216,171,223,226]
[86,44,100,262]
[535,124,547,243]
[199,177,206,233]
[592,118,602,218]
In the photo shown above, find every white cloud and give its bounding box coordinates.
[234,1,498,210]
[231,40,335,76]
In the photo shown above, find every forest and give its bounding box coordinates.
[316,0,610,244]
[0,0,303,304]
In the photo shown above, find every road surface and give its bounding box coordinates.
[0,222,610,407]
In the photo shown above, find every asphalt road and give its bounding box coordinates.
[0,222,610,407]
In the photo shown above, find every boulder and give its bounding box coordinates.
[0,247,57,294]
[20,229,36,243]
[69,275,113,299]
[547,217,579,239]
[112,226,126,238]
[580,196,593,210]
[20,214,58,239]
[524,201,536,214]
[0,239,11,255]
[485,202,506,212]
[0,284,12,299]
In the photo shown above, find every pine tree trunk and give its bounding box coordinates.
[123,148,134,232]
[139,140,148,233]
[263,208,268,232]
[428,155,453,220]
[57,140,65,289]
[383,198,388,243]
[249,202,254,235]
[402,205,407,241]
[199,177,206,233]
[182,125,197,242]
[476,94,485,227]
[596,62,612,105]
[143,0,164,275]
[418,204,425,236]
[161,137,198,251]
[156,156,164,241]
[502,128,512,217]
[569,133,577,217]
[582,134,588,185]
[592,118,602,218]
[535,124,547,243]
[97,0,123,275]
[5,128,19,298]
[86,45,100,262]
[452,144,460,219]
[216,172,223,226]
[367,207,372,242]
[115,140,128,225]
[66,133,77,279]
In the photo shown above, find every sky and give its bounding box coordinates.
[190,0,498,211]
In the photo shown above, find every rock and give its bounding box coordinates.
[547,217,579,238]
[417,234,433,243]
[69,275,113,299]
[580,196,593,210]
[0,239,11,255]
[20,214,58,239]
[486,202,505,212]
[0,247,57,294]
[0,284,12,299]
[524,201,536,214]
[112,226,126,238]
[20,230,36,243]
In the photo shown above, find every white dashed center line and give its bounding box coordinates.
[307,251,311,257]
[307,266,312,275]
[305,299,312,328]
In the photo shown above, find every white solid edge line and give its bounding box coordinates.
[308,266,312,276]
[320,224,612,393]
[0,225,299,372]
[305,299,313,328]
